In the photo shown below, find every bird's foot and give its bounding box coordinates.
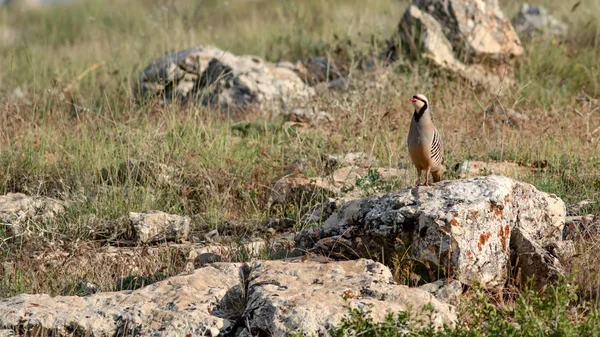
[414,177,421,187]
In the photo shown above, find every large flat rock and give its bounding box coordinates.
[0,259,456,337]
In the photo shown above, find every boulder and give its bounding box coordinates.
[390,0,523,91]
[295,176,567,290]
[130,210,190,244]
[512,4,568,39]
[137,46,314,115]
[0,193,64,237]
[0,259,456,336]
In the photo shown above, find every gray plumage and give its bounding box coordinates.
[407,94,444,186]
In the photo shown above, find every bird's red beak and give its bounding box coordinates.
[410,98,417,102]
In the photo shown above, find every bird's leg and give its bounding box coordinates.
[424,168,431,186]
[415,170,421,186]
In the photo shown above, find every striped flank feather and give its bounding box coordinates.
[431,128,443,168]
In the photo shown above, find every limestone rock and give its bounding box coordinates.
[419,280,464,303]
[283,107,334,124]
[190,240,267,267]
[512,4,568,39]
[454,160,533,179]
[137,46,314,115]
[0,259,456,336]
[0,193,64,237]
[391,0,523,91]
[3,0,40,10]
[566,199,595,216]
[326,152,379,169]
[0,25,17,48]
[294,56,343,86]
[270,166,407,204]
[130,210,190,244]
[409,0,523,60]
[0,263,241,336]
[242,259,456,335]
[295,176,567,290]
[0,329,16,337]
[107,158,179,186]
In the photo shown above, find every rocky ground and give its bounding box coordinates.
[1,0,600,336]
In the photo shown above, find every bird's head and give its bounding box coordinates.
[410,94,428,111]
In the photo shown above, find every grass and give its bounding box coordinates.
[0,0,600,334]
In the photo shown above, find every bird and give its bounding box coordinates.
[407,94,444,186]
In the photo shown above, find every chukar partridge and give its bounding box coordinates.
[407,94,444,186]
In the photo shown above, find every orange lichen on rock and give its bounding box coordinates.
[477,232,492,251]
[497,224,510,252]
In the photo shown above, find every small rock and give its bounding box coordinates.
[435,281,464,303]
[270,166,406,204]
[284,158,310,175]
[419,279,444,293]
[0,193,65,237]
[566,199,595,216]
[563,214,599,239]
[130,210,190,244]
[0,329,16,337]
[274,61,296,71]
[454,160,532,179]
[102,158,178,186]
[284,108,334,124]
[204,229,220,240]
[295,56,343,86]
[546,240,576,261]
[505,109,530,123]
[0,25,17,47]
[62,281,101,297]
[266,218,296,232]
[317,77,348,92]
[419,280,463,302]
[512,3,568,39]
[194,240,267,264]
[196,253,223,266]
[486,105,530,126]
[326,152,379,168]
[300,199,340,226]
[4,0,41,10]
